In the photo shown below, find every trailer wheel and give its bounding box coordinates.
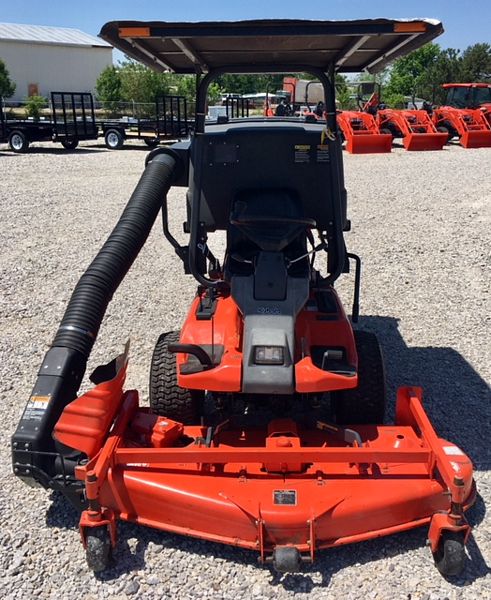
[104,129,124,150]
[332,330,386,425]
[144,137,159,147]
[8,130,29,153]
[61,138,79,150]
[433,531,466,577]
[149,331,203,424]
[85,527,112,572]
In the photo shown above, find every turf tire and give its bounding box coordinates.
[149,331,203,424]
[333,330,386,425]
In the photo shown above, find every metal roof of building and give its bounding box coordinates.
[0,22,111,48]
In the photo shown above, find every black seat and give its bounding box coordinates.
[225,189,311,280]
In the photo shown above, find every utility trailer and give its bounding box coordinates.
[4,92,98,153]
[99,95,191,149]
[12,17,476,578]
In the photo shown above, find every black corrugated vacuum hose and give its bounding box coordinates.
[12,151,178,488]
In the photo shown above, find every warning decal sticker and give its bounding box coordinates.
[294,145,311,163]
[23,395,50,421]
[316,144,330,162]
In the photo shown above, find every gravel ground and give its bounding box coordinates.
[0,140,490,599]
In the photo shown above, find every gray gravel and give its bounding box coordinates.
[0,140,490,599]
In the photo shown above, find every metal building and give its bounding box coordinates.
[0,23,112,101]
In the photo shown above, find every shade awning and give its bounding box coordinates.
[99,18,443,75]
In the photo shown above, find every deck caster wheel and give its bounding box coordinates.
[273,547,302,573]
[432,531,466,577]
[85,526,112,572]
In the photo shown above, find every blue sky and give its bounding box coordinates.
[2,0,490,59]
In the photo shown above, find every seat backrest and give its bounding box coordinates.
[188,122,336,231]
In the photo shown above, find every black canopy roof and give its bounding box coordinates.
[99,18,443,74]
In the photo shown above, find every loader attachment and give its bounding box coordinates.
[403,131,448,151]
[378,109,447,151]
[460,129,491,148]
[337,111,392,154]
[433,106,491,148]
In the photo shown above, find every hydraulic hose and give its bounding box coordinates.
[12,151,178,489]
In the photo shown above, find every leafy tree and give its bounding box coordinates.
[418,48,463,104]
[119,60,172,105]
[0,58,16,98]
[25,95,47,120]
[460,43,491,81]
[384,43,441,100]
[96,66,122,102]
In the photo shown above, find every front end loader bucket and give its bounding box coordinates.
[403,132,448,151]
[460,130,491,148]
[338,111,392,154]
[346,133,393,154]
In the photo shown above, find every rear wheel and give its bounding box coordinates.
[104,129,124,150]
[61,138,79,150]
[333,330,386,425]
[9,130,29,153]
[149,331,203,424]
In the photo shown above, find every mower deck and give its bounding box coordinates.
[54,371,474,566]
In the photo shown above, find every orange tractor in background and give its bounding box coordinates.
[431,83,491,148]
[358,83,448,151]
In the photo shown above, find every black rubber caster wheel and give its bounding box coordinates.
[85,526,112,572]
[273,547,302,573]
[433,530,466,577]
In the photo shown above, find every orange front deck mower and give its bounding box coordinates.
[12,18,475,577]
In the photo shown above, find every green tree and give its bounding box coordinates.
[0,58,16,98]
[119,60,173,105]
[418,48,463,104]
[25,95,47,120]
[96,66,122,102]
[460,43,491,81]
[385,43,442,101]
